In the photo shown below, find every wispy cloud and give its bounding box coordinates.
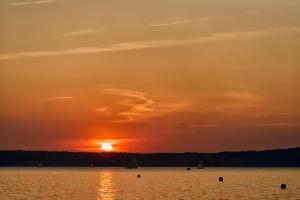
[1,27,299,61]
[187,124,219,128]
[93,106,113,117]
[251,112,300,118]
[149,15,237,27]
[148,12,259,27]
[252,123,300,127]
[211,91,265,111]
[94,107,109,112]
[224,91,263,103]
[61,29,104,36]
[98,88,155,122]
[97,88,189,123]
[187,123,300,128]
[44,96,74,101]
[9,0,56,6]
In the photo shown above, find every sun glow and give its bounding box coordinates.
[101,143,113,151]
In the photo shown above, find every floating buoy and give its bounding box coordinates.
[137,174,141,178]
[281,184,286,189]
[187,168,191,170]
[219,177,223,182]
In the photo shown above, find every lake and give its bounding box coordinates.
[0,168,299,199]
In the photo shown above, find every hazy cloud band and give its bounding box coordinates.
[9,0,56,6]
[0,27,299,61]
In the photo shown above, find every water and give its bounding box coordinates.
[0,168,299,199]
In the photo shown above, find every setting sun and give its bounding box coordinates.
[101,143,113,151]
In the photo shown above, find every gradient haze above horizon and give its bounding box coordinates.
[0,0,299,152]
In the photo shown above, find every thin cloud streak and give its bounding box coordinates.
[1,27,300,61]
[62,29,104,36]
[94,107,108,112]
[9,0,56,6]
[149,15,238,27]
[196,90,265,113]
[148,12,260,27]
[97,88,189,123]
[98,88,155,122]
[253,123,300,127]
[224,91,264,103]
[44,96,74,101]
[187,123,300,129]
[187,124,220,128]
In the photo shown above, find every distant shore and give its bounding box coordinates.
[0,147,299,167]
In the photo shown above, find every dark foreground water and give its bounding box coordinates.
[0,167,299,199]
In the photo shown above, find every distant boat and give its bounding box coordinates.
[38,162,43,168]
[125,159,138,169]
[198,160,204,169]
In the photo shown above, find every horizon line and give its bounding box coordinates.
[1,146,299,154]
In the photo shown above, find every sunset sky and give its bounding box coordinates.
[0,0,299,152]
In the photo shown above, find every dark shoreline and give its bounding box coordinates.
[1,147,299,167]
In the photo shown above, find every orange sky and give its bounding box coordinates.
[0,0,300,152]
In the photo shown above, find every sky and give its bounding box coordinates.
[0,0,300,152]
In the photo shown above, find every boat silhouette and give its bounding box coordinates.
[37,162,43,168]
[125,159,138,169]
[198,160,205,169]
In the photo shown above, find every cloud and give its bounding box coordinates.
[193,90,266,115]
[99,89,147,99]
[9,0,56,6]
[187,124,219,128]
[93,106,113,117]
[224,91,263,103]
[252,123,300,127]
[215,91,265,111]
[1,27,299,61]
[61,29,104,36]
[44,96,74,101]
[97,88,189,123]
[228,123,300,127]
[149,15,238,27]
[94,107,108,112]
[187,123,300,129]
[149,17,218,27]
[148,12,260,27]
[251,112,300,118]
[98,88,155,122]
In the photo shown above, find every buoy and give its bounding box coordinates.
[281,184,286,189]
[187,168,191,170]
[219,177,223,182]
[137,174,141,178]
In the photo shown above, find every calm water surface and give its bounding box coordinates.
[0,168,299,200]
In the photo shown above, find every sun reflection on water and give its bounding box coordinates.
[97,171,115,200]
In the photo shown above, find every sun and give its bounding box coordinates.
[101,143,113,151]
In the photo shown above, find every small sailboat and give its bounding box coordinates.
[38,162,43,168]
[198,160,205,169]
[125,159,138,169]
